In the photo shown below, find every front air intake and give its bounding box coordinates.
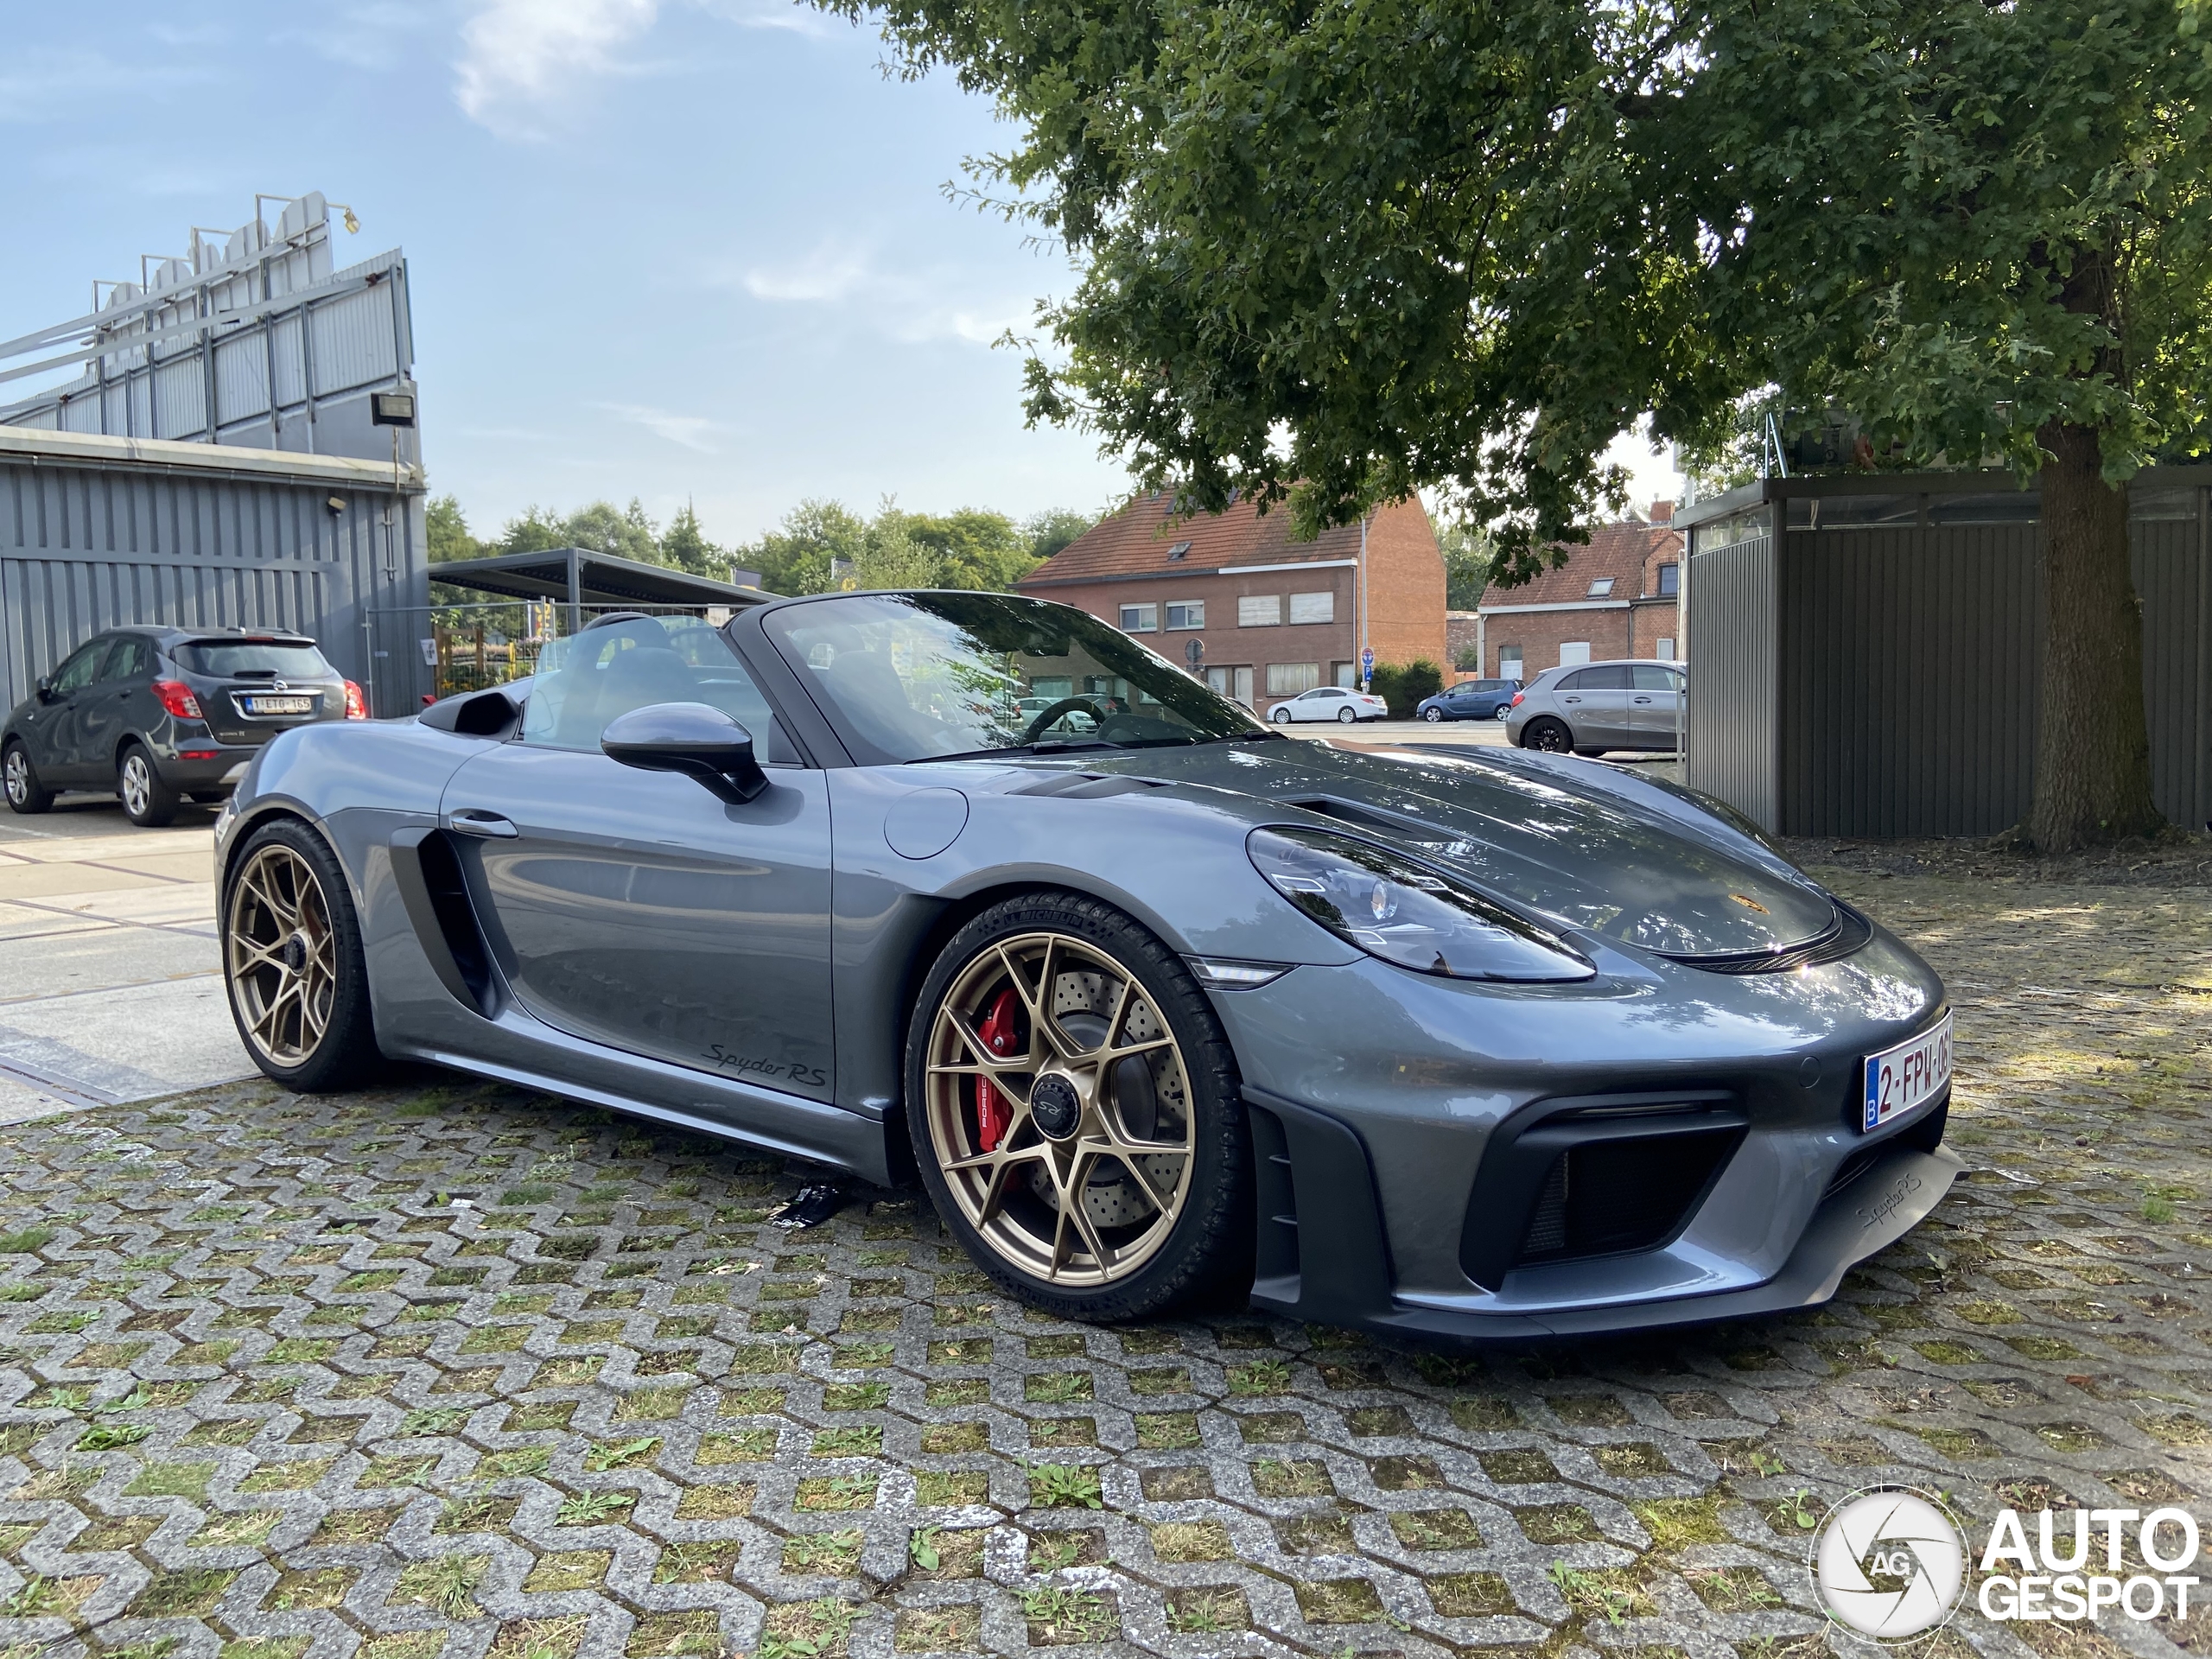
[1459,1093,1748,1289]
[1514,1125,1745,1266]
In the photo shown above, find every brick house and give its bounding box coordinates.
[1468,505,1682,683]
[1014,493,1446,715]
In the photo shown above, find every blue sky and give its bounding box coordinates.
[0,1,1680,549]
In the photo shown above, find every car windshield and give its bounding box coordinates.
[175,640,334,678]
[763,591,1271,763]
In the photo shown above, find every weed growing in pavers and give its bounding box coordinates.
[1025,1461,1103,1509]
[554,1491,632,1526]
[1166,1586,1249,1633]
[1685,1565,1784,1611]
[1021,1586,1115,1644]
[1427,1572,1515,1617]
[783,1529,866,1574]
[759,1598,860,1659]
[1389,1508,1482,1551]
[1226,1357,1292,1395]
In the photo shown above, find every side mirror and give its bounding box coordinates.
[35,677,54,704]
[601,702,768,804]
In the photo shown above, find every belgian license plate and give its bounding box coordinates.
[1862,1013,1953,1133]
[242,695,314,716]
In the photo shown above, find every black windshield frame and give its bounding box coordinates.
[759,590,1270,766]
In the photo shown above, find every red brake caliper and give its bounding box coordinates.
[974,988,1022,1151]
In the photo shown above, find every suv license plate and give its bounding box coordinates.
[1862,1013,1953,1133]
[241,695,315,715]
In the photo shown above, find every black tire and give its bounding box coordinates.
[3,741,54,814]
[221,817,383,1091]
[906,891,1253,1322]
[118,743,179,827]
[1522,718,1573,753]
[1573,747,1606,759]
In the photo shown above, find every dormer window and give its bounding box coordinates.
[1166,541,1192,561]
[1586,577,1615,597]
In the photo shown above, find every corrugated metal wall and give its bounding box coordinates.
[1684,480,2209,837]
[1685,535,1779,829]
[1,452,430,717]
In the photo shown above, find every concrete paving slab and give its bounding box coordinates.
[0,829,215,863]
[0,1071,91,1124]
[0,925,217,1003]
[82,848,215,883]
[0,971,248,1102]
[0,860,166,899]
[0,902,112,941]
[18,882,218,925]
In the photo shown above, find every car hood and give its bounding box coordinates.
[1071,739,1840,959]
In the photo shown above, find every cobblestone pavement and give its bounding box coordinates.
[3,861,2209,1659]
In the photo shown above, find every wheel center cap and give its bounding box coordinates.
[1030,1075,1081,1141]
[282,932,308,974]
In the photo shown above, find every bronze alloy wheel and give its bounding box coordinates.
[924,930,1197,1287]
[226,841,340,1068]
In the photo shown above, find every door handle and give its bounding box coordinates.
[447,809,518,838]
[1632,696,1652,703]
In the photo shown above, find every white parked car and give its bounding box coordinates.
[1269,685,1389,724]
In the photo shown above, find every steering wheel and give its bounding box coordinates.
[1019,696,1111,744]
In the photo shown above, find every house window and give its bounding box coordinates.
[1656,563,1679,596]
[1166,600,1205,630]
[1334,661,1357,687]
[1119,603,1158,632]
[1266,662,1319,696]
[1288,591,1335,624]
[1498,647,1524,681]
[1166,541,1192,561]
[1586,578,1614,597]
[1238,594,1282,626]
[1656,637,1675,661]
[1559,642,1591,667]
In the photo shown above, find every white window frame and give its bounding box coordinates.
[1238,594,1283,627]
[1165,600,1205,631]
[1287,591,1335,625]
[1119,602,1158,633]
[1656,637,1675,661]
[1558,641,1592,667]
[1586,578,1615,597]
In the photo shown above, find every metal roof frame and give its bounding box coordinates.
[428,547,776,610]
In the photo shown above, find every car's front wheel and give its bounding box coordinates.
[907,893,1251,1322]
[3,742,54,815]
[1271,706,1292,724]
[1422,706,1443,721]
[222,819,381,1091]
[118,745,180,827]
[1522,717,1573,753]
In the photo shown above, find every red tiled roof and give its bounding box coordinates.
[1477,522,1681,608]
[1017,493,1403,586]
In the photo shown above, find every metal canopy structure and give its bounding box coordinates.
[429,548,774,612]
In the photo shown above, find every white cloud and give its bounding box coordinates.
[454,0,660,137]
[736,241,1033,346]
[598,401,728,452]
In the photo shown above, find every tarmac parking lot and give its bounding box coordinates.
[2,836,2208,1659]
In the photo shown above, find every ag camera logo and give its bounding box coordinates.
[1810,1487,1968,1643]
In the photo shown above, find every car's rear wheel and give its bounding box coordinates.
[1522,718,1572,753]
[907,893,1251,1321]
[223,819,381,1091]
[1336,706,1356,723]
[3,742,54,815]
[118,744,179,827]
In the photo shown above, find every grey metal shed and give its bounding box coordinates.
[0,424,429,719]
[1676,467,2211,837]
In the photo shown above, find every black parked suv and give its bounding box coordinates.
[3,627,362,826]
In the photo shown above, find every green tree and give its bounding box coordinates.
[561,499,663,565]
[1023,508,1096,564]
[659,499,728,580]
[1437,520,1494,613]
[426,494,483,565]
[493,506,572,556]
[741,499,874,596]
[820,0,2212,848]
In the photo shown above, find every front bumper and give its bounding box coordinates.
[1245,1083,1960,1338]
[1214,929,1958,1338]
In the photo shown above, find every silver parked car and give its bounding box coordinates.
[1504,659,1685,756]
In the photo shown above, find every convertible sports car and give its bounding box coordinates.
[214,590,1961,1338]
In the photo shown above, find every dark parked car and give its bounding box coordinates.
[3,627,362,826]
[211,592,1957,1338]
[1415,677,1521,722]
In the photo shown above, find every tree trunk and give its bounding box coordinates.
[2027,421,2162,850]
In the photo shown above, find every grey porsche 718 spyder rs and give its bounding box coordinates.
[213,589,1961,1339]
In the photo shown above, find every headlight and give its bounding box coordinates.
[1248,827,1595,982]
